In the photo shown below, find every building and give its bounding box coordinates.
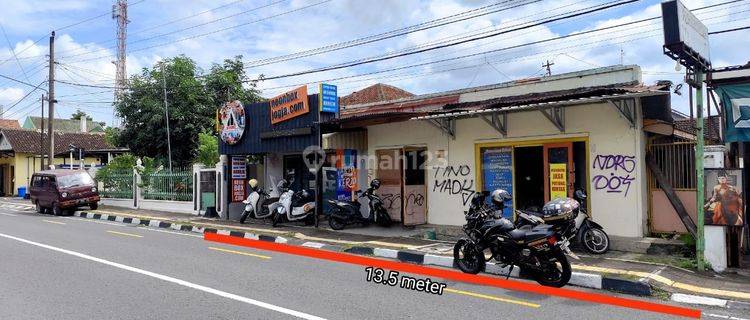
[327,65,674,238]
[0,128,128,196]
[22,116,105,133]
[0,119,20,129]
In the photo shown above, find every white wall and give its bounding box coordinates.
[366,102,647,237]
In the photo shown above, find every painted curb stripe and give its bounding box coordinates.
[205,233,701,319]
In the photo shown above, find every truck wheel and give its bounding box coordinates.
[52,203,63,216]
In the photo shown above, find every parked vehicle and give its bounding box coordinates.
[516,190,610,254]
[326,179,392,230]
[29,170,100,216]
[270,180,316,227]
[239,179,281,224]
[454,189,573,287]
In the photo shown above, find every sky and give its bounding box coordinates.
[0,0,748,126]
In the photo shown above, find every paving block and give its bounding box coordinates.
[671,293,727,307]
[423,254,453,268]
[373,248,398,259]
[569,272,603,289]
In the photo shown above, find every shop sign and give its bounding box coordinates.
[219,100,245,145]
[549,163,567,199]
[319,83,339,113]
[270,86,309,124]
[231,156,246,179]
[232,179,245,202]
[661,0,710,70]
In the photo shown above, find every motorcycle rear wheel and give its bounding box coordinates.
[329,217,346,230]
[582,227,610,254]
[376,208,392,227]
[531,250,571,287]
[453,239,484,274]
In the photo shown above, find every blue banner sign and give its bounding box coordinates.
[319,83,339,113]
[481,147,514,218]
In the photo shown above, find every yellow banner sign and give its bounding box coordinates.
[549,163,567,199]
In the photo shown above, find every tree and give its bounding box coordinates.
[196,131,219,166]
[71,109,92,121]
[112,55,262,167]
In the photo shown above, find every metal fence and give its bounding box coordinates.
[142,169,193,201]
[648,140,697,190]
[99,170,134,199]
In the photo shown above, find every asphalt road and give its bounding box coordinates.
[0,202,746,320]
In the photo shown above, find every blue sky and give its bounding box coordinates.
[0,0,748,125]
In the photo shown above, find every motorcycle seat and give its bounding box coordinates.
[508,225,554,243]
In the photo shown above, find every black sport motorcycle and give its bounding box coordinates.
[453,190,573,287]
[326,179,392,230]
[516,190,610,254]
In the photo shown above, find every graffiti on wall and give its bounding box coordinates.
[432,165,475,206]
[592,154,636,197]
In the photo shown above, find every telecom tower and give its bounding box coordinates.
[112,0,128,127]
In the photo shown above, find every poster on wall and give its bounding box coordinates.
[704,169,745,226]
[716,83,750,142]
[219,100,245,145]
[231,157,247,179]
[481,147,513,218]
[232,179,246,202]
[549,163,567,199]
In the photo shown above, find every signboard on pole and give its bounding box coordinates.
[716,83,750,142]
[270,86,309,124]
[319,83,339,113]
[661,0,710,70]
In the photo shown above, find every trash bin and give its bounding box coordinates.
[17,187,26,198]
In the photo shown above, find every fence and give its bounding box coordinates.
[647,140,697,190]
[99,169,134,199]
[142,169,193,201]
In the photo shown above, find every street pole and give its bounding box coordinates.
[40,94,44,170]
[47,31,55,170]
[695,70,706,271]
[161,63,173,174]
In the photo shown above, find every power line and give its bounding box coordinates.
[0,73,46,91]
[1,80,47,117]
[0,23,31,82]
[709,25,750,34]
[257,0,642,81]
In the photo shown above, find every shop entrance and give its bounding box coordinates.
[283,155,315,191]
[513,146,544,211]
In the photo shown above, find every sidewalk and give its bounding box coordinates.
[6,197,750,307]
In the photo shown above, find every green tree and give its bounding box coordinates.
[71,109,92,120]
[196,131,219,166]
[112,55,261,167]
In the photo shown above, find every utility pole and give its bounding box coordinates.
[112,0,129,127]
[40,94,45,170]
[543,60,554,76]
[694,70,706,271]
[161,63,173,174]
[47,31,55,170]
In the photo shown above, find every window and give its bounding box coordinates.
[57,172,95,188]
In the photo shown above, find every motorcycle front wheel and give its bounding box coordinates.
[582,227,610,254]
[453,239,484,274]
[531,250,572,287]
[239,211,250,224]
[271,212,281,227]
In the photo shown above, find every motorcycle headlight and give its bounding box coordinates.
[61,192,68,198]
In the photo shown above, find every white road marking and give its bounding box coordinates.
[0,232,327,320]
[60,217,124,227]
[705,313,750,320]
[0,212,18,217]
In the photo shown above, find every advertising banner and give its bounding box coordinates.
[704,169,745,226]
[270,86,309,124]
[219,100,245,145]
[232,179,246,202]
[319,83,339,113]
[716,83,750,142]
[231,157,247,179]
[481,147,513,218]
[549,163,567,199]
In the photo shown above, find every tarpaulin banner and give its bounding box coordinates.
[716,83,750,142]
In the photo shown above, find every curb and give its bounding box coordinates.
[72,210,648,296]
[671,293,750,311]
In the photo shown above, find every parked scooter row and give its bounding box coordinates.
[326,179,392,230]
[240,179,316,227]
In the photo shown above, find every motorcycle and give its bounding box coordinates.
[270,181,316,227]
[454,190,573,287]
[239,179,281,224]
[516,189,610,254]
[326,179,392,230]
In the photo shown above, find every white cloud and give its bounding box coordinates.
[0,87,24,103]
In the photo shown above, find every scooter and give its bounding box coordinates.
[270,181,316,227]
[239,179,281,224]
[326,179,392,230]
[516,189,610,254]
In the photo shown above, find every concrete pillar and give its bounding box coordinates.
[217,155,228,219]
[192,163,204,215]
[705,225,727,272]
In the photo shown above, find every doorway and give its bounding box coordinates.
[375,147,428,226]
[514,146,544,211]
[283,155,315,192]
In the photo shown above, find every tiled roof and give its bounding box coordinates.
[27,116,105,133]
[0,119,20,129]
[339,83,414,106]
[673,116,722,143]
[0,128,118,155]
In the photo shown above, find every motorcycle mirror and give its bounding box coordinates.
[575,190,587,199]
